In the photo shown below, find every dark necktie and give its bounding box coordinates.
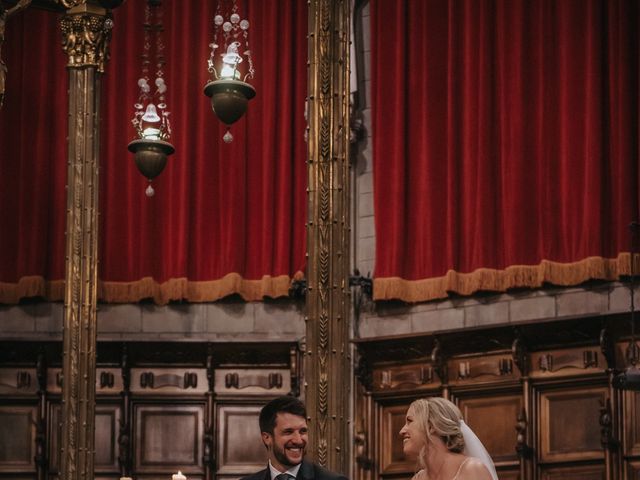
[276,474,294,480]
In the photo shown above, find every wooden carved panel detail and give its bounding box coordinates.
[457,393,522,465]
[47,368,62,394]
[0,368,37,394]
[94,404,121,474]
[379,402,414,475]
[0,340,295,480]
[627,460,640,479]
[134,404,204,474]
[131,368,207,394]
[97,368,123,394]
[539,464,605,479]
[372,364,439,392]
[215,404,266,476]
[539,386,607,463]
[214,369,291,395]
[494,470,520,480]
[448,355,518,385]
[0,405,36,473]
[624,390,640,457]
[48,403,62,473]
[531,348,601,378]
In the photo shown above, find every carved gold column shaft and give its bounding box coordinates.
[306,0,351,474]
[59,4,112,480]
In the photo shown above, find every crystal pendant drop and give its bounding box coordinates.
[223,129,233,143]
[145,184,155,197]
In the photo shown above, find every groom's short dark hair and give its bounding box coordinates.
[259,396,307,434]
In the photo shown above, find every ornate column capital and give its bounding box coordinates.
[60,3,112,72]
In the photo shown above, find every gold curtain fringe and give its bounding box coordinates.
[0,272,303,305]
[0,275,50,303]
[2,254,636,305]
[373,253,636,303]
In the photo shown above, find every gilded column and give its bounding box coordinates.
[306,0,351,474]
[58,3,112,480]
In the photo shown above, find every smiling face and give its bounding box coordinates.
[399,405,427,460]
[262,412,308,471]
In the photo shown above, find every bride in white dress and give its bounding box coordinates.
[399,398,498,480]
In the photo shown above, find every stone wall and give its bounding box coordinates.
[0,299,304,342]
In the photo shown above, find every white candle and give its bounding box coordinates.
[172,471,187,480]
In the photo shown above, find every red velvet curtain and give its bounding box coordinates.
[0,0,308,304]
[372,0,639,302]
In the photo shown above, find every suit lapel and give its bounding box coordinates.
[298,461,315,480]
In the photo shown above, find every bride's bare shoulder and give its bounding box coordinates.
[458,458,493,480]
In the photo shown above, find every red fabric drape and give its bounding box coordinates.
[0,0,308,304]
[372,0,639,302]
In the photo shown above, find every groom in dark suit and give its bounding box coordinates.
[241,396,348,480]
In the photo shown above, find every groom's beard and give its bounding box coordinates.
[272,441,306,468]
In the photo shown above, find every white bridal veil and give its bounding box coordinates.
[460,420,499,480]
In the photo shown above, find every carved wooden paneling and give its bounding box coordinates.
[539,387,607,463]
[46,368,62,394]
[0,405,36,472]
[131,369,207,395]
[48,403,62,473]
[372,364,440,392]
[0,340,295,480]
[134,404,204,475]
[96,368,123,395]
[495,469,520,480]
[0,368,38,395]
[457,393,522,465]
[530,347,601,379]
[626,460,640,479]
[379,402,413,475]
[449,354,518,386]
[539,463,605,479]
[214,369,291,395]
[624,390,640,456]
[353,317,640,480]
[215,404,266,477]
[45,367,123,395]
[94,404,121,474]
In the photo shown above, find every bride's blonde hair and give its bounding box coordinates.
[409,397,465,468]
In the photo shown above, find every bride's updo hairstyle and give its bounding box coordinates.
[410,397,465,464]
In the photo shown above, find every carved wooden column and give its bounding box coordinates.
[203,347,216,480]
[306,0,351,474]
[35,351,48,480]
[58,3,113,480]
[513,337,533,480]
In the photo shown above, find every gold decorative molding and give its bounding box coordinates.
[306,0,351,473]
[59,5,111,480]
[59,65,102,480]
[60,5,112,72]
